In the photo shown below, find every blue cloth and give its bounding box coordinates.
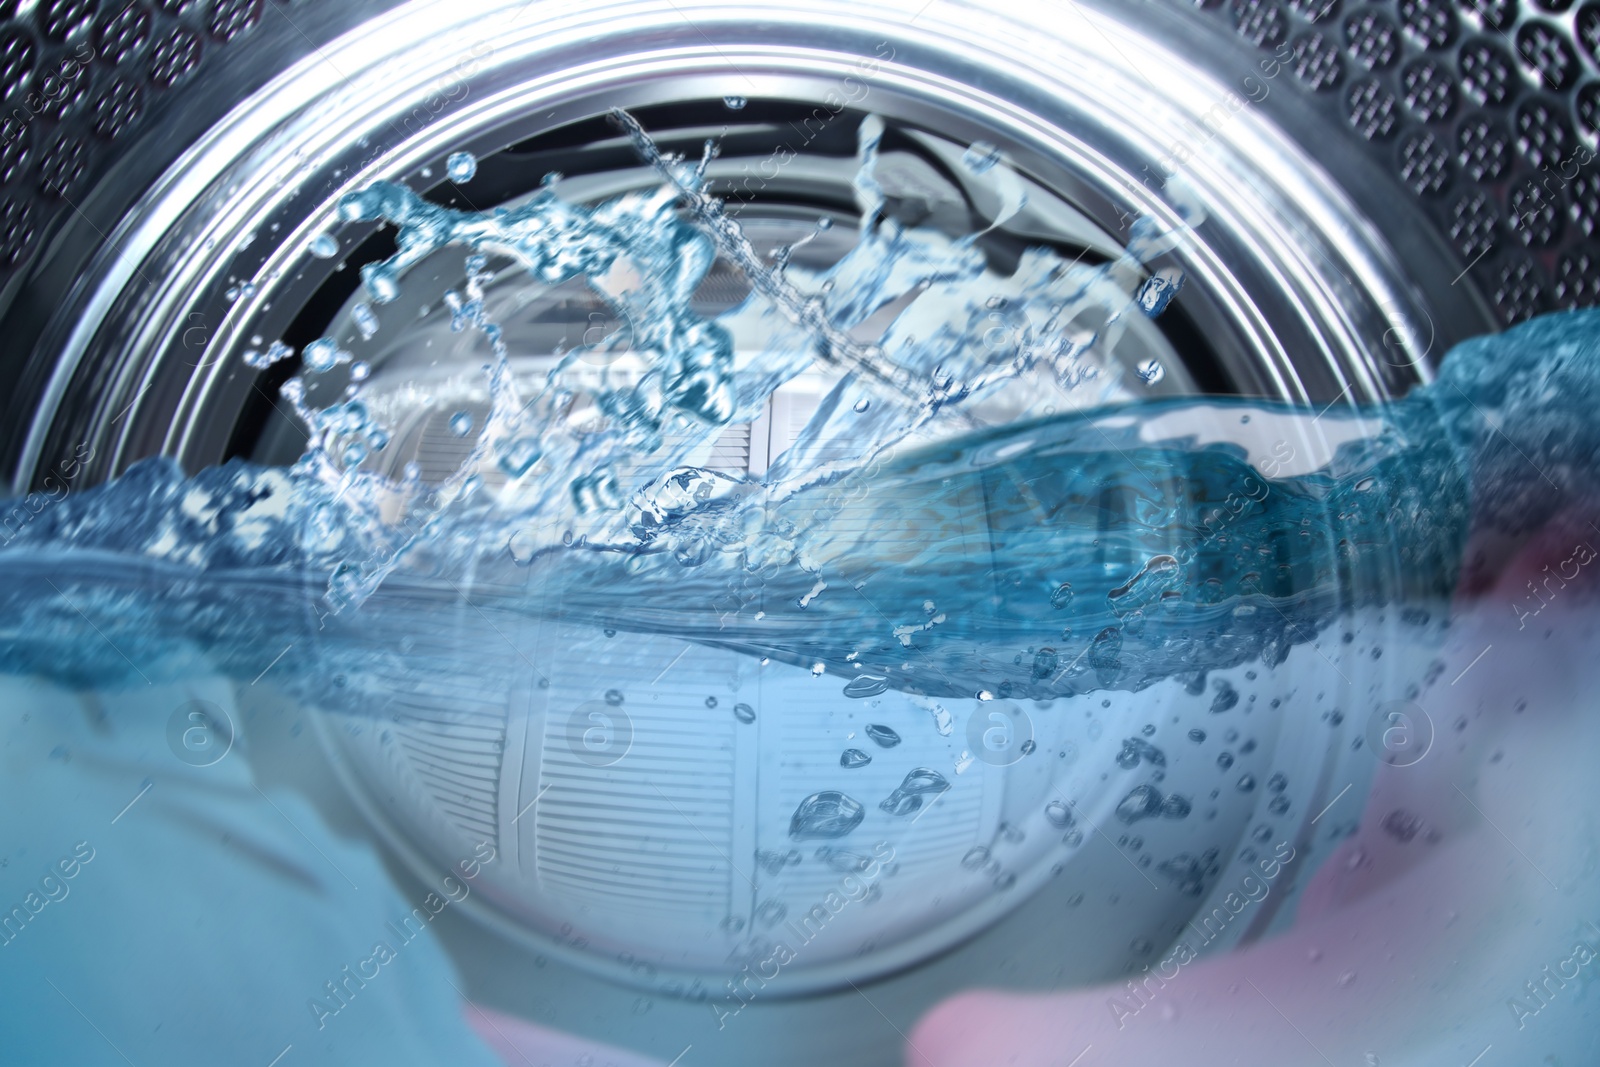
[0,672,502,1067]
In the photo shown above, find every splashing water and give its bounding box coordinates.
[2,112,1599,731]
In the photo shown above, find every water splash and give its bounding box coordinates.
[2,112,1598,722]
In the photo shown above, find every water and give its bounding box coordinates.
[446,150,478,183]
[308,232,340,259]
[3,112,1598,728]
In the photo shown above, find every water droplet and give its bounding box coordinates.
[1135,268,1185,317]
[1116,784,1164,824]
[242,340,293,369]
[864,723,901,748]
[446,151,478,183]
[1162,794,1192,819]
[1045,800,1074,828]
[345,303,378,342]
[840,748,872,769]
[879,767,950,816]
[961,140,1003,174]
[309,233,339,259]
[1136,358,1165,385]
[1116,737,1167,769]
[604,689,624,706]
[852,397,871,413]
[1210,681,1240,713]
[1089,627,1123,676]
[499,437,541,478]
[349,361,371,382]
[302,338,350,373]
[789,791,865,840]
[1031,647,1058,679]
[732,702,756,724]
[723,94,747,110]
[1339,970,1358,987]
[844,675,890,698]
[1050,582,1075,610]
[704,696,718,709]
[449,411,473,437]
[1237,773,1257,792]
[1188,728,1206,743]
[1020,738,1036,755]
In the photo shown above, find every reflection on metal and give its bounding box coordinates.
[9,0,1469,494]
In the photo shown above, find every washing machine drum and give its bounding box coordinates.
[0,0,1589,993]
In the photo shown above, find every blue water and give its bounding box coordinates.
[2,113,1598,722]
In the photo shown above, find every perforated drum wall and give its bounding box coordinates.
[0,0,1596,331]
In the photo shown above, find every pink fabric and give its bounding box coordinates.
[464,1002,667,1067]
[907,509,1600,1066]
